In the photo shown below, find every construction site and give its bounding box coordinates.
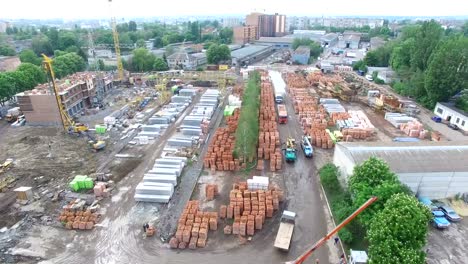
[1,42,468,264]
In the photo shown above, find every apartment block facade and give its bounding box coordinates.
[233,25,258,45]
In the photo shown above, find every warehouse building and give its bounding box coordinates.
[333,141,468,199]
[254,37,294,49]
[291,46,310,65]
[231,45,273,66]
[338,33,361,49]
[16,72,114,125]
[321,33,339,47]
[434,102,468,132]
[167,52,207,70]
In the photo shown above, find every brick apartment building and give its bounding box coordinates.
[233,25,258,45]
[16,72,114,125]
[233,12,287,44]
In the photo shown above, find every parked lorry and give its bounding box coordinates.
[274,210,296,251]
[269,70,286,104]
[5,107,22,123]
[277,104,288,124]
[300,136,313,158]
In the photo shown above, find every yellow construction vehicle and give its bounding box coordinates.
[0,158,13,175]
[42,55,90,134]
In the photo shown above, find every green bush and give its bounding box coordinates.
[338,228,354,244]
[319,163,340,191]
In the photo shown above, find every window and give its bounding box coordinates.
[436,107,443,114]
[456,118,460,124]
[462,121,466,127]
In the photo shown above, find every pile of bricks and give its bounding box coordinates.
[204,109,242,171]
[169,200,218,250]
[220,181,283,237]
[258,76,282,171]
[205,184,219,201]
[57,200,101,230]
[286,73,309,88]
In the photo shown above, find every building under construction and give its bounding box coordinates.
[16,72,114,125]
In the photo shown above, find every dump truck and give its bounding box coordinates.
[283,137,297,162]
[274,210,296,251]
[277,104,288,124]
[301,136,313,158]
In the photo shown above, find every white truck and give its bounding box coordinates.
[269,70,286,104]
[274,210,296,251]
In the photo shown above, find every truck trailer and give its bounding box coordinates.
[269,70,286,104]
[274,210,296,251]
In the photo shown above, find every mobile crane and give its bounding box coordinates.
[42,55,89,134]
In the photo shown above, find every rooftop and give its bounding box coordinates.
[230,45,271,59]
[342,34,361,42]
[336,141,468,173]
[167,52,194,61]
[321,33,339,42]
[438,102,468,118]
[256,37,295,44]
[293,46,310,55]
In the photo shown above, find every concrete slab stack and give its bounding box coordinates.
[134,182,174,203]
[179,89,197,98]
[247,176,269,191]
[171,95,192,103]
[148,117,170,125]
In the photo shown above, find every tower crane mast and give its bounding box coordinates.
[108,0,124,81]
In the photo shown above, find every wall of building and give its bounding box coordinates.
[291,53,309,65]
[18,95,62,125]
[233,26,258,44]
[338,40,359,49]
[434,103,468,132]
[398,172,468,199]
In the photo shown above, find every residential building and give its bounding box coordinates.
[231,45,273,66]
[223,17,242,28]
[338,33,361,49]
[246,12,263,27]
[434,102,468,132]
[258,15,275,37]
[16,72,114,125]
[291,46,310,65]
[191,52,207,66]
[333,141,468,199]
[145,40,154,50]
[286,17,310,31]
[0,21,10,33]
[0,56,21,72]
[273,14,287,37]
[233,25,258,45]
[322,18,384,29]
[254,37,294,49]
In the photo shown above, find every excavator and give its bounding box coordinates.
[83,132,106,152]
[283,137,297,163]
[42,55,90,134]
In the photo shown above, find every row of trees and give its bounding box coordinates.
[319,158,431,263]
[206,44,231,64]
[362,20,468,109]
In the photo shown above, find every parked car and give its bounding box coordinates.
[447,123,459,130]
[432,210,451,229]
[440,206,462,222]
[365,75,373,81]
[431,116,442,123]
[418,197,439,211]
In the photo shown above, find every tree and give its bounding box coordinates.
[58,31,78,50]
[153,57,169,71]
[131,48,156,72]
[53,52,86,78]
[31,35,53,55]
[390,38,415,70]
[128,21,137,32]
[424,37,468,107]
[19,49,42,65]
[153,36,163,48]
[292,38,312,50]
[0,45,16,56]
[219,28,233,44]
[98,59,105,71]
[368,193,431,264]
[17,63,46,85]
[136,39,146,48]
[349,157,407,227]
[410,20,443,71]
[309,42,323,59]
[206,44,231,64]
[352,60,367,72]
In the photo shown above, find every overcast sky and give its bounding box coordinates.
[0,0,466,20]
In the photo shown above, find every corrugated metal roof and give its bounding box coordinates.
[336,141,468,173]
[231,45,271,59]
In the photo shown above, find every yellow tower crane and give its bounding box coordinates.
[108,0,124,81]
[42,55,89,133]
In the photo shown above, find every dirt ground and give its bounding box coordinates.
[427,218,468,264]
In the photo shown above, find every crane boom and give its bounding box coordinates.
[108,0,124,81]
[286,196,378,264]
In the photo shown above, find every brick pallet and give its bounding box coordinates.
[57,199,101,230]
[221,181,284,237]
[204,109,242,171]
[205,184,219,201]
[170,200,218,250]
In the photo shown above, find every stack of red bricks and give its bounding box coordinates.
[220,181,284,237]
[57,201,101,230]
[257,78,282,172]
[169,200,218,250]
[286,73,310,88]
[204,109,243,171]
[205,184,219,201]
